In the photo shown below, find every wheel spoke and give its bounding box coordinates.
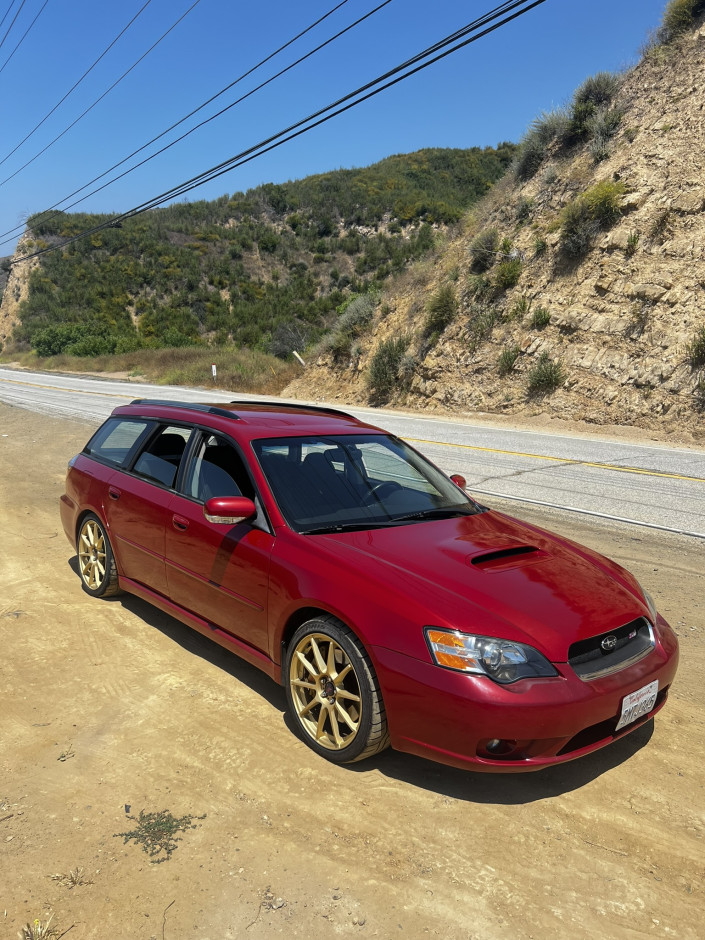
[310,636,327,674]
[335,701,358,732]
[327,640,338,675]
[335,688,360,702]
[335,662,353,683]
[328,706,343,746]
[295,650,317,677]
[299,697,318,718]
[291,678,316,691]
[315,706,328,741]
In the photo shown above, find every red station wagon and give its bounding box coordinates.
[60,399,679,771]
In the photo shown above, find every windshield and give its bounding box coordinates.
[252,433,482,533]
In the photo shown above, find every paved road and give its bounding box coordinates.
[1,366,704,538]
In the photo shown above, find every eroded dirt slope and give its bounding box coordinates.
[0,404,703,939]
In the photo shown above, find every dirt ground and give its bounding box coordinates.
[0,403,703,940]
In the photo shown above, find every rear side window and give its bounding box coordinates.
[84,418,151,468]
[132,425,192,489]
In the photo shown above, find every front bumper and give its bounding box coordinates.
[371,616,679,772]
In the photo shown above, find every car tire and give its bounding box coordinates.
[285,615,390,764]
[77,513,121,598]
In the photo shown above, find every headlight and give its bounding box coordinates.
[636,581,658,623]
[425,629,557,684]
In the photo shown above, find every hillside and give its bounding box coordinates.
[285,14,705,438]
[0,146,514,358]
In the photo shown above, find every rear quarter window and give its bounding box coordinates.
[84,418,152,468]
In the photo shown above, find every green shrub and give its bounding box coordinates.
[498,344,521,376]
[686,326,705,368]
[466,305,497,351]
[508,295,530,320]
[566,72,622,143]
[625,231,640,256]
[516,197,534,222]
[469,227,499,271]
[533,236,548,256]
[531,306,551,328]
[494,257,522,291]
[367,337,408,402]
[527,352,566,395]
[468,274,495,302]
[658,0,705,43]
[424,284,457,335]
[514,110,569,180]
[560,181,625,258]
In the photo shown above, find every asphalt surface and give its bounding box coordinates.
[1,366,704,539]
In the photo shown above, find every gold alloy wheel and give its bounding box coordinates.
[289,633,363,751]
[78,518,108,591]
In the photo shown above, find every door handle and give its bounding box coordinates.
[108,487,121,500]
[172,515,189,531]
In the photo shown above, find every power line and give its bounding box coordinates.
[12,0,549,264]
[0,0,50,77]
[0,0,154,169]
[0,0,203,187]
[0,0,26,54]
[0,0,355,242]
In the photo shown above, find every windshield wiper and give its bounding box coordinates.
[302,521,389,535]
[391,507,478,523]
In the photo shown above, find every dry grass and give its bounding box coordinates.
[1,346,300,396]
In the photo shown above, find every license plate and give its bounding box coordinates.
[615,680,659,731]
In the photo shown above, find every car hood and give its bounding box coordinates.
[316,510,646,661]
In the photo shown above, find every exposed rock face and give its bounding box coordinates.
[0,234,38,349]
[285,29,705,437]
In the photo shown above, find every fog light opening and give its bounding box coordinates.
[483,738,518,757]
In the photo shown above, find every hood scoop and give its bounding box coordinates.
[467,545,547,572]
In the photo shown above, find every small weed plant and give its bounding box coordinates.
[533,236,548,256]
[498,345,521,376]
[469,227,500,271]
[466,305,498,351]
[494,257,523,291]
[560,181,625,258]
[18,917,60,940]
[626,231,640,256]
[686,326,705,368]
[115,809,205,864]
[509,295,530,320]
[424,284,457,336]
[527,353,566,395]
[531,306,551,329]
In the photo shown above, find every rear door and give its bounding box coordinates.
[105,424,193,596]
[165,432,273,653]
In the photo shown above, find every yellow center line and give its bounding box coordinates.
[404,437,705,484]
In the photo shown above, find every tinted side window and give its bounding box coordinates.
[184,434,254,502]
[84,418,151,468]
[132,425,192,489]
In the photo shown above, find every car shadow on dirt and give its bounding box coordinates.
[349,721,655,804]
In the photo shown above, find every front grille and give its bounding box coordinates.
[568,617,654,680]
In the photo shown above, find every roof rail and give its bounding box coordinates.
[129,399,240,419]
[230,399,355,419]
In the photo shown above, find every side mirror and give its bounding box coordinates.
[449,473,467,490]
[204,496,256,524]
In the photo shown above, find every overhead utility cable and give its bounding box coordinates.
[12,0,549,264]
[0,0,26,53]
[0,0,202,187]
[0,0,154,169]
[1,0,357,239]
[0,0,50,77]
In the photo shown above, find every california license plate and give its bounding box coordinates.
[615,680,659,731]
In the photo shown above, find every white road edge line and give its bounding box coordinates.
[472,487,705,540]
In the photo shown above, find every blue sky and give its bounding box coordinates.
[1,0,668,253]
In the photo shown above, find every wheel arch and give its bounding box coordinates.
[278,605,363,684]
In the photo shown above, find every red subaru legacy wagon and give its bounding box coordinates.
[60,399,678,772]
